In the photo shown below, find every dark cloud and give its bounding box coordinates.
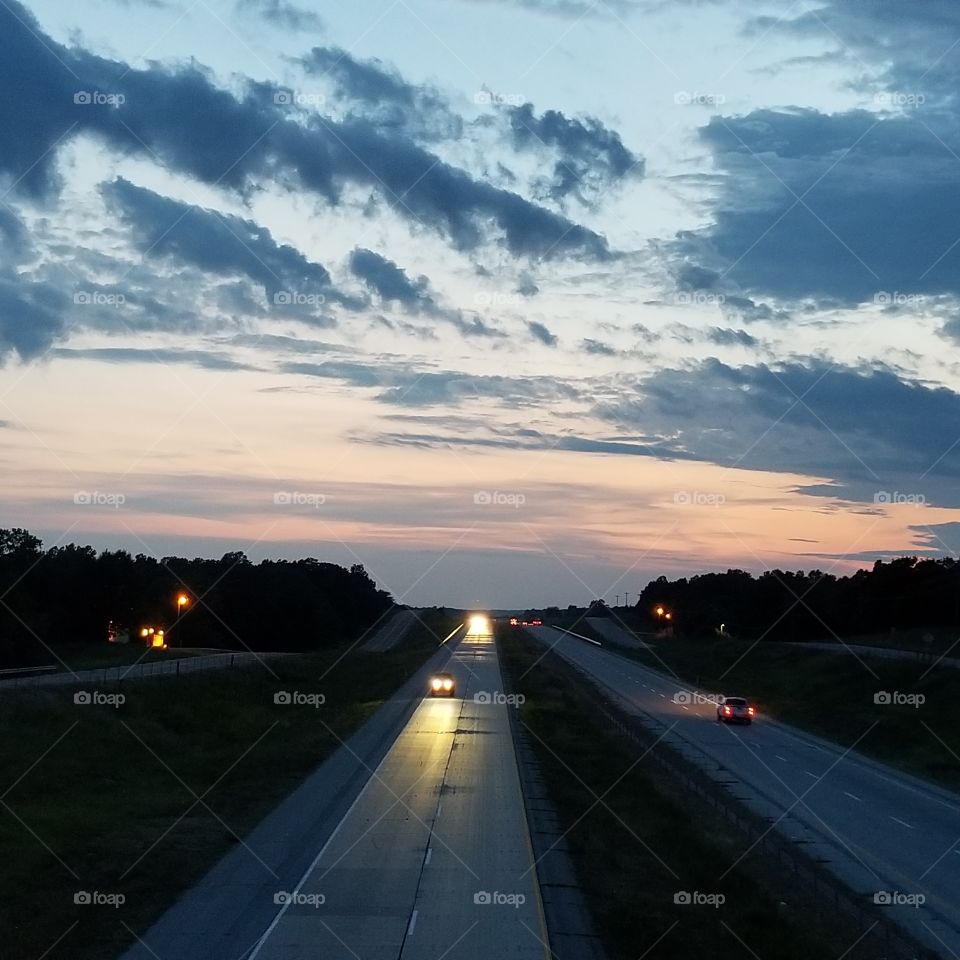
[516,274,539,297]
[680,108,960,304]
[349,248,433,311]
[51,346,260,371]
[527,320,558,346]
[0,1,608,261]
[505,102,643,204]
[0,275,68,361]
[348,247,502,338]
[101,178,344,310]
[281,360,577,407]
[0,206,32,264]
[582,338,616,355]
[300,47,459,141]
[236,0,323,31]
[706,326,757,347]
[941,317,960,343]
[677,2,960,307]
[598,358,960,506]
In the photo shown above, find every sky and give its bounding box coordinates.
[2,0,959,608]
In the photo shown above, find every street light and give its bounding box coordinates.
[655,605,664,618]
[175,594,189,648]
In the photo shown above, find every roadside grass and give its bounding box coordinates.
[0,614,450,960]
[623,636,960,790]
[795,625,960,655]
[499,627,892,960]
[40,643,206,671]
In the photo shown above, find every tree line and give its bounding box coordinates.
[0,528,393,667]
[632,557,960,641]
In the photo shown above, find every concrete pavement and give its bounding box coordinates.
[527,625,960,958]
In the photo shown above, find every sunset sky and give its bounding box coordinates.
[2,0,959,606]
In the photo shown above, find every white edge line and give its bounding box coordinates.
[407,908,418,936]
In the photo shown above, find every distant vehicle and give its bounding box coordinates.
[429,672,456,697]
[530,618,543,626]
[509,617,519,626]
[717,696,755,724]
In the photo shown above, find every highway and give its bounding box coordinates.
[123,620,549,960]
[527,625,960,958]
[361,608,418,652]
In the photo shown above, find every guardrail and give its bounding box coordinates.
[0,652,290,691]
[0,664,58,678]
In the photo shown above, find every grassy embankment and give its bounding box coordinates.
[0,611,452,960]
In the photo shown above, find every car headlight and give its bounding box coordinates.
[431,678,442,690]
[443,679,453,690]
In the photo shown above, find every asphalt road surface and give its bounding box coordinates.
[362,608,418,652]
[527,625,960,958]
[584,617,650,649]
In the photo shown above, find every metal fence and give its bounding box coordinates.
[0,652,289,691]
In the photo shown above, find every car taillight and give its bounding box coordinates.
[748,707,755,715]
[723,706,732,715]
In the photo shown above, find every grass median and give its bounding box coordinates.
[499,625,902,960]
[0,612,452,960]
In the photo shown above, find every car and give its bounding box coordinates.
[717,696,755,724]
[429,672,456,697]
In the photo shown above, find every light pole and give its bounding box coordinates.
[176,594,189,648]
